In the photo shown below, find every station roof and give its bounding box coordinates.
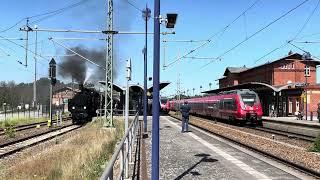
[218,53,320,80]
[98,81,171,93]
[223,67,249,76]
[201,82,308,94]
[53,87,80,93]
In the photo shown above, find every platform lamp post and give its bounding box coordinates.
[209,82,212,90]
[49,58,57,127]
[200,85,203,96]
[192,88,195,96]
[142,4,151,133]
[151,3,178,178]
[302,52,312,120]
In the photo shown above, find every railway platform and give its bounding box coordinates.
[141,116,314,180]
[262,116,320,139]
[263,116,320,127]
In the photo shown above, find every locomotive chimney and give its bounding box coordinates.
[79,84,84,91]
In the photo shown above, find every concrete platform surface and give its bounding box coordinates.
[143,116,316,180]
[263,116,320,128]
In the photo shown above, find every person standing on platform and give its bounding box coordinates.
[317,103,320,121]
[180,101,191,133]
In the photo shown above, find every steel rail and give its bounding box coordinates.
[0,122,72,148]
[0,124,81,158]
[100,112,140,180]
[253,126,315,142]
[0,117,71,134]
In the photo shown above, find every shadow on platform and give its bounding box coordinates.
[174,153,218,180]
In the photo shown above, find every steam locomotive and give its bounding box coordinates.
[68,85,102,124]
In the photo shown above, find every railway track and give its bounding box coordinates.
[0,124,81,158]
[252,126,315,142]
[169,114,320,178]
[0,117,72,136]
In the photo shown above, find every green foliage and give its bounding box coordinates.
[0,117,48,129]
[85,139,117,179]
[309,136,320,152]
[4,123,16,138]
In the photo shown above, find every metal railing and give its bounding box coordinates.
[96,109,138,117]
[100,112,140,180]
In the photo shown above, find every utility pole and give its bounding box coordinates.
[24,19,30,67]
[302,52,311,120]
[33,26,38,116]
[143,4,151,133]
[125,59,131,178]
[104,0,114,127]
[152,0,160,179]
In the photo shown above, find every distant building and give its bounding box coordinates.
[208,52,320,117]
[52,87,79,112]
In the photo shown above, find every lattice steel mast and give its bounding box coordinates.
[104,0,114,127]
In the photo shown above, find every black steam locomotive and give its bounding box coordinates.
[68,85,102,124]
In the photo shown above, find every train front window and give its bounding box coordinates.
[240,93,258,106]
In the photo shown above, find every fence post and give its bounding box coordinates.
[129,129,132,163]
[120,147,124,179]
[4,105,6,120]
[125,137,129,178]
[311,112,313,121]
[18,108,19,119]
[11,106,13,117]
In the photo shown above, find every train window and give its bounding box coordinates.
[240,93,258,106]
[223,98,236,110]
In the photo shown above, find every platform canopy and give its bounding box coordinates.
[148,81,171,93]
[202,82,305,94]
[98,81,171,93]
[99,81,124,92]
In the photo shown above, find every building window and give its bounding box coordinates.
[305,65,310,77]
[296,99,300,112]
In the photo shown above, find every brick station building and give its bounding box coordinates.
[52,87,79,112]
[210,52,320,117]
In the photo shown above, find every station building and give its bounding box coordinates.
[52,87,79,112]
[206,52,320,117]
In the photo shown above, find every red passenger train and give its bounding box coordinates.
[166,89,263,125]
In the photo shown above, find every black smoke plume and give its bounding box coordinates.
[59,46,111,84]
[59,47,87,83]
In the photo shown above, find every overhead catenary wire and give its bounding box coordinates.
[0,0,89,33]
[183,56,222,60]
[288,42,320,60]
[167,0,261,67]
[201,0,312,69]
[294,41,320,43]
[253,0,320,64]
[49,38,106,70]
[0,35,87,78]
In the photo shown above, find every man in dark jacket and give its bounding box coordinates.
[180,101,191,132]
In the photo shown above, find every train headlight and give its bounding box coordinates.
[72,106,75,109]
[84,106,87,110]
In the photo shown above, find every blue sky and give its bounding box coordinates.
[1,0,320,97]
